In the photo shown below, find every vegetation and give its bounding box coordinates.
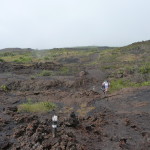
[58,66,73,75]
[139,63,150,74]
[0,40,150,92]
[0,58,4,62]
[0,85,8,92]
[38,70,54,76]
[110,79,150,92]
[14,56,32,63]
[18,99,56,113]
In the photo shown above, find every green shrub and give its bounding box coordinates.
[44,57,50,61]
[14,56,32,63]
[139,64,150,74]
[140,81,150,86]
[18,101,56,113]
[0,58,4,62]
[0,85,8,91]
[30,75,36,80]
[110,79,128,92]
[59,66,70,75]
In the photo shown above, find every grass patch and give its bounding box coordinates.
[14,56,32,63]
[109,79,127,92]
[58,66,70,75]
[110,79,150,92]
[18,101,56,113]
[130,81,150,87]
[30,70,54,78]
[38,70,54,76]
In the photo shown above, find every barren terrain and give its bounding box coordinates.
[0,41,150,150]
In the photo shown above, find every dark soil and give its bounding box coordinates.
[0,63,150,150]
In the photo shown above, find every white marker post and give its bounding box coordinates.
[52,114,58,138]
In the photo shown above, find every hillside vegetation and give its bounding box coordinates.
[0,40,150,92]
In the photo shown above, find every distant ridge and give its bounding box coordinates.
[64,46,115,50]
[0,40,150,52]
[0,48,34,52]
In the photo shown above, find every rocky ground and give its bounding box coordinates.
[0,62,150,150]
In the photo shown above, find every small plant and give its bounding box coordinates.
[0,58,4,62]
[0,85,8,91]
[58,66,70,75]
[44,56,50,61]
[18,101,56,113]
[139,64,150,74]
[39,70,54,76]
[30,75,36,80]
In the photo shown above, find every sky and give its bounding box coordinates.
[0,0,150,49]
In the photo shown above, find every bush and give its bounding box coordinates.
[0,85,8,91]
[59,66,70,75]
[140,81,150,86]
[110,79,127,92]
[44,57,50,61]
[0,58,4,62]
[30,75,36,80]
[18,101,56,113]
[139,64,150,74]
[14,56,32,63]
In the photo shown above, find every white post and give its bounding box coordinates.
[52,115,58,138]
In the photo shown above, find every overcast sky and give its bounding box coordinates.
[0,0,150,49]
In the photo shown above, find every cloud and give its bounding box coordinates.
[0,0,150,49]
